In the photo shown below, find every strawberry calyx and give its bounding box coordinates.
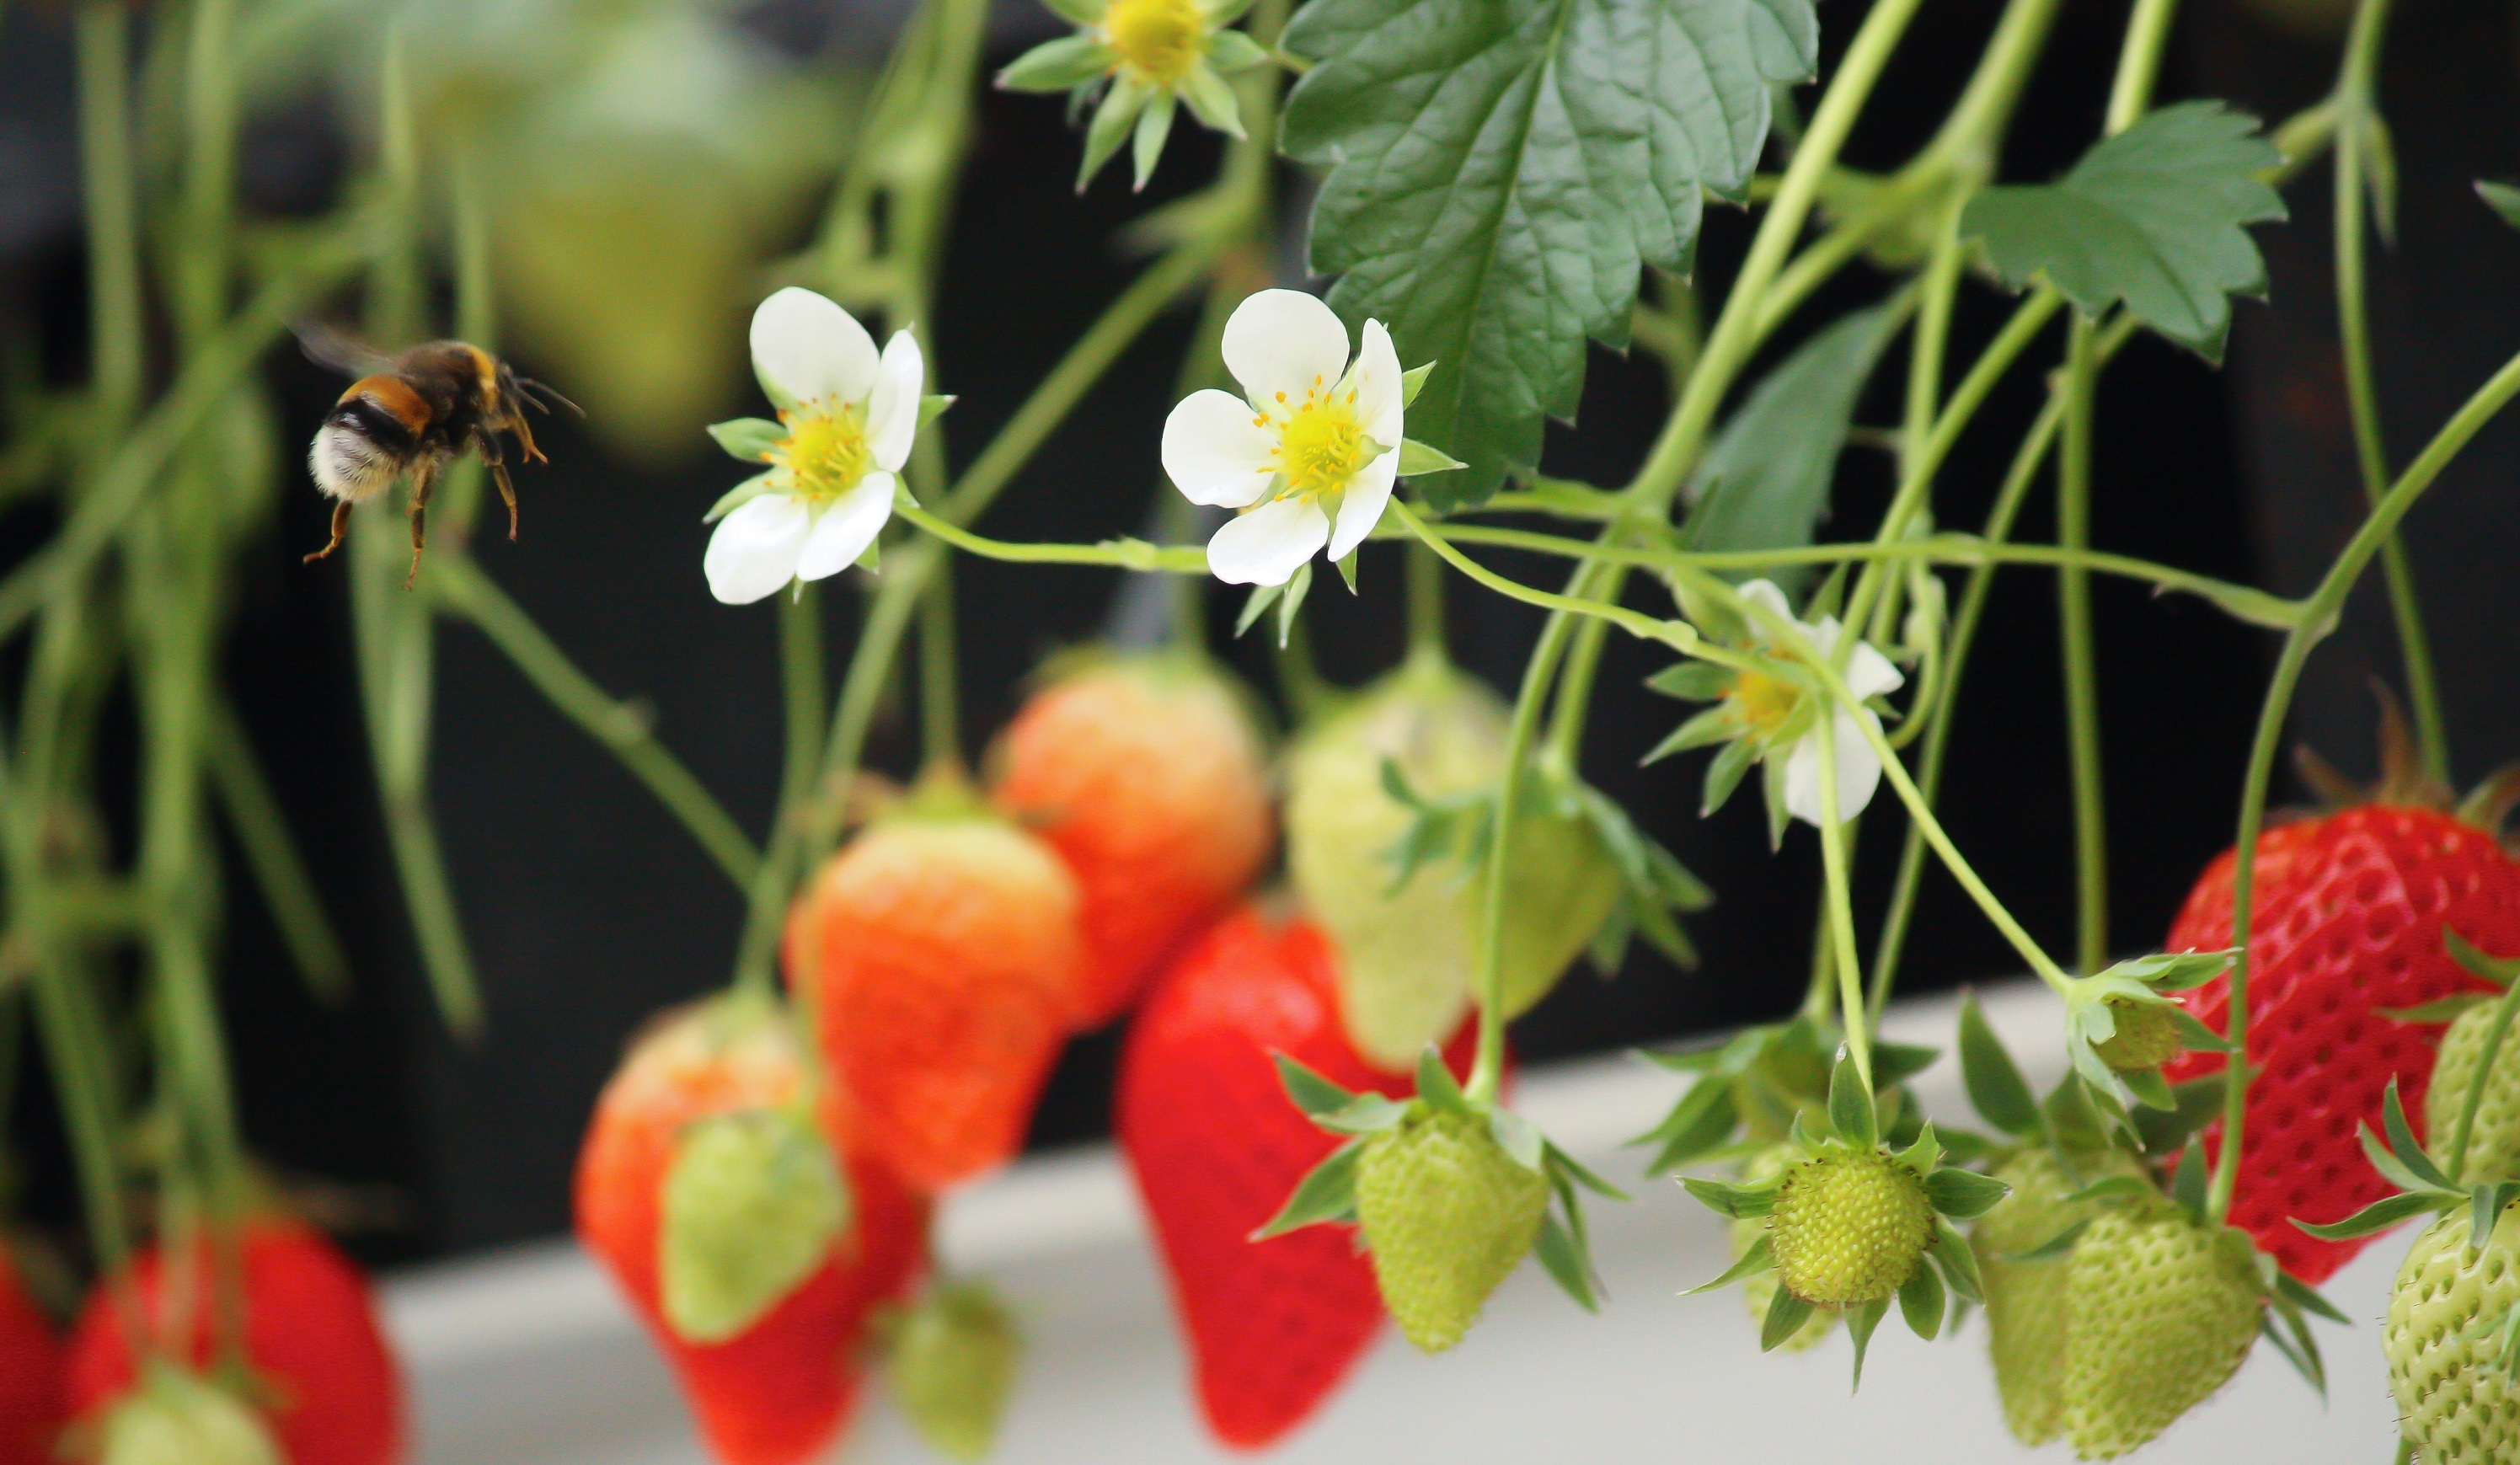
[2289,684,2520,851]
[879,1279,1020,1463]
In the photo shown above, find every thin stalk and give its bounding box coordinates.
[2330,0,2445,781]
[1814,714,1873,1088]
[2104,0,2181,133]
[75,0,142,430]
[2207,343,2520,1224]
[919,561,960,769]
[430,556,761,890]
[1404,538,1447,660]
[176,0,238,350]
[2445,976,2520,1185]
[2057,315,2107,974]
[1466,610,1576,1106]
[205,694,350,1004]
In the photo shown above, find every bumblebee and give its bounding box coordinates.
[298,326,575,583]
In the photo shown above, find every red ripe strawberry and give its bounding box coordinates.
[64,1219,401,1465]
[0,1247,64,1465]
[784,804,1084,1191]
[1117,904,1477,1449]
[990,654,1273,1027]
[575,995,928,1465]
[2164,801,2520,1281]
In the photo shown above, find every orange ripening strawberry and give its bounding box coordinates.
[786,803,1084,1191]
[64,1219,402,1465]
[0,1247,63,1465]
[575,995,928,1465]
[991,653,1273,1027]
[2164,739,2520,1283]
[1118,905,1478,1449]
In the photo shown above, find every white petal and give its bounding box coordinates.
[795,473,896,582]
[1206,496,1328,585]
[1326,448,1397,561]
[1737,579,1794,627]
[1782,707,1886,826]
[1351,318,1404,448]
[1845,638,1907,701]
[751,288,879,409]
[705,495,811,605]
[1221,289,1351,409]
[1162,389,1281,507]
[865,331,924,472]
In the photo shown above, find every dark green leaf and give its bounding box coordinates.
[1254,1138,1366,1237]
[1273,1054,1360,1116]
[1924,1168,2010,1221]
[1962,101,2287,358]
[1533,1211,1601,1311]
[1957,989,2040,1137]
[1760,1287,1816,1352]
[2293,1190,2443,1241]
[1281,0,1819,506]
[1898,1255,1945,1340]
[2132,1077,2226,1157]
[1678,302,1902,591]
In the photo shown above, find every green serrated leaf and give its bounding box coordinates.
[1962,100,2287,358]
[1678,301,1902,593]
[1255,1137,1366,1237]
[1956,989,2041,1137]
[1281,0,1819,507]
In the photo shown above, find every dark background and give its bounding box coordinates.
[3,0,2516,1266]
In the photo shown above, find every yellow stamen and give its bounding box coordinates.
[1265,379,1372,501]
[766,405,873,505]
[1725,667,1800,735]
[1102,0,1207,86]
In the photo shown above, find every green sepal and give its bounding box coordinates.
[1827,1047,1877,1149]
[1175,61,1244,138]
[2384,994,2494,1024]
[2121,1061,2177,1113]
[2005,1216,2093,1264]
[1254,1136,1365,1238]
[1954,989,2041,1137]
[1631,1073,1742,1175]
[1845,1297,1890,1390]
[2469,1182,2520,1256]
[1873,1041,1940,1091]
[2259,1307,2327,1401]
[1760,1287,1816,1352]
[1131,89,1178,190]
[2447,928,2520,988]
[1898,1255,1945,1340]
[660,1106,849,1345]
[854,537,880,573]
[1274,1053,1359,1116]
[1078,77,1150,190]
[1895,1121,1945,1179]
[918,394,956,431]
[1399,361,1436,407]
[1232,580,1281,639]
[1923,1168,2009,1221]
[1759,754,1791,851]
[1276,560,1313,649]
[1700,735,1757,816]
[704,472,778,525]
[1041,0,1105,26]
[1683,1174,1781,1220]
[2060,1174,2157,1207]
[707,417,785,462]
[1642,706,1737,766]
[1397,438,1468,476]
[1317,1092,1411,1136]
[1927,1220,1984,1303]
[1645,661,1733,702]
[1533,1212,1601,1313]
[2132,1076,2227,1157]
[2169,1140,2211,1222]
[1490,1107,1545,1172]
[1684,1232,1775,1296]
[998,34,1116,93]
[1206,28,1270,72]
[1545,1139,1629,1201]
[2275,1270,2352,1325]
[2477,179,2520,233]
[2382,1079,2453,1191]
[2101,948,2238,992]
[1334,548,1360,595]
[2292,1189,2443,1241]
[1415,1045,1471,1115]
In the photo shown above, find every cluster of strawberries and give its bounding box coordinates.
[1,1219,402,1465]
[575,650,1463,1463]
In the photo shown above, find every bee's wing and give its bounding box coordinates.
[292,320,394,378]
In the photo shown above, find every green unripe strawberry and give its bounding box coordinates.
[2059,1203,2263,1461]
[1765,1147,1934,1307]
[1733,1147,1832,1351]
[2386,1200,2520,1465]
[661,1103,850,1345]
[94,1367,284,1465]
[2093,999,2183,1073]
[2427,1002,2520,1184]
[1354,1104,1549,1353]
[1286,660,1618,1068]
[886,1281,1020,1463]
[1972,1149,2146,1446]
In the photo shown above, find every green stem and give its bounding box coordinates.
[2330,0,2445,782]
[1542,614,1609,773]
[430,555,761,891]
[2104,0,2181,133]
[2057,316,2107,975]
[1813,714,1874,1088]
[919,561,961,769]
[1404,537,1447,660]
[2445,975,2520,1185]
[205,692,350,1004]
[2207,342,2520,1224]
[176,0,237,350]
[1465,610,1576,1107]
[1919,0,2064,177]
[75,0,142,431]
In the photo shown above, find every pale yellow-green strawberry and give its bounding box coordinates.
[2386,1200,2520,1465]
[660,1102,850,1345]
[2093,998,2183,1073]
[1286,658,1616,1068]
[1733,1146,1833,1350]
[2426,1000,2520,1184]
[1766,1147,1934,1306]
[94,1366,284,1465]
[885,1281,1021,1463]
[1354,1104,1549,1353]
[2058,1201,2264,1461]
[1972,1148,2147,1446]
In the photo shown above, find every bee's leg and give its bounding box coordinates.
[510,410,545,466]
[404,460,438,590]
[302,500,353,564]
[478,431,520,541]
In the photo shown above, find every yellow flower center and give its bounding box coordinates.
[1264,379,1372,500]
[1725,666,1800,735]
[1103,0,1207,86]
[766,404,872,505]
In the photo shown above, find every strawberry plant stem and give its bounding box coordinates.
[2209,341,2520,1224]
[2057,313,2107,977]
[2104,0,2181,134]
[1404,540,1447,661]
[920,563,962,769]
[1813,715,1874,1090]
[2330,0,2448,783]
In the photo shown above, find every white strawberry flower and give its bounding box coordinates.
[703,288,923,606]
[1736,580,1906,826]
[1160,289,1404,587]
